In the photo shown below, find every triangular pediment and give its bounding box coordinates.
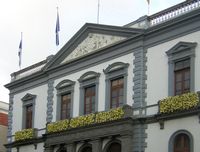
[166,41,197,56]
[61,33,126,64]
[44,23,143,70]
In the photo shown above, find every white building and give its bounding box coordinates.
[5,0,200,152]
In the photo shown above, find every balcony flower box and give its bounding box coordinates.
[47,105,132,133]
[159,92,199,114]
[15,128,37,142]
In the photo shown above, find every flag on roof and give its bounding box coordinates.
[18,33,22,68]
[147,0,150,4]
[55,8,60,46]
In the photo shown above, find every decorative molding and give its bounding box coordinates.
[56,79,75,120]
[61,33,125,64]
[21,93,36,101]
[78,71,100,83]
[166,41,197,96]
[103,62,129,74]
[55,79,75,90]
[21,93,36,129]
[46,80,54,123]
[168,130,193,152]
[78,71,100,115]
[104,62,129,111]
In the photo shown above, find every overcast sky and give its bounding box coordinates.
[0,0,184,103]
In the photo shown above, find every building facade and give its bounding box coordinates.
[0,101,8,152]
[5,0,200,152]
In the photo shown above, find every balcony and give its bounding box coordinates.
[47,105,133,134]
[158,92,200,114]
[14,128,37,142]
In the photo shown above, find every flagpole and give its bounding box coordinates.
[19,32,23,70]
[97,0,100,24]
[147,0,150,15]
[55,6,60,51]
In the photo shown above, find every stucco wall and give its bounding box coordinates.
[146,30,200,106]
[12,84,48,134]
[145,116,200,152]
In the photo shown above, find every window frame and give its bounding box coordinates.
[169,130,193,152]
[78,71,100,116]
[21,93,36,129]
[166,42,196,96]
[174,60,190,95]
[103,62,129,110]
[56,79,75,120]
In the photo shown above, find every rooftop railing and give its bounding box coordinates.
[150,0,200,26]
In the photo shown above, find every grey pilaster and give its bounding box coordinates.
[132,124,147,152]
[7,94,14,140]
[46,80,54,123]
[133,48,147,109]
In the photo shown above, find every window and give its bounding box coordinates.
[174,134,190,152]
[56,79,75,120]
[25,105,33,129]
[21,93,36,129]
[81,147,92,152]
[174,59,190,95]
[107,142,121,152]
[169,130,193,152]
[78,144,92,152]
[78,71,100,115]
[104,62,129,110]
[110,78,124,108]
[166,42,196,96]
[61,93,71,120]
[84,85,96,114]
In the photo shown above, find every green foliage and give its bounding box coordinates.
[96,107,124,123]
[159,92,199,114]
[47,119,69,133]
[15,128,35,141]
[47,107,124,133]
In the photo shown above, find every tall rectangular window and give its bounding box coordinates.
[61,93,71,120]
[110,77,124,108]
[174,59,190,95]
[26,105,33,129]
[84,86,96,115]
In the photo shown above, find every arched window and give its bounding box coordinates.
[81,146,92,152]
[79,144,92,152]
[169,130,193,152]
[107,142,121,152]
[174,133,190,152]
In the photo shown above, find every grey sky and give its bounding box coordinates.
[0,0,184,102]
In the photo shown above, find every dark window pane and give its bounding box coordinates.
[26,105,33,129]
[174,59,190,95]
[61,93,71,119]
[110,78,124,108]
[174,134,190,152]
[84,86,96,114]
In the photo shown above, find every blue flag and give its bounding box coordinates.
[55,10,60,46]
[18,34,22,68]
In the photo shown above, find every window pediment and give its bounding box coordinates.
[103,62,129,74]
[78,71,100,82]
[56,79,75,90]
[21,93,36,101]
[166,41,197,56]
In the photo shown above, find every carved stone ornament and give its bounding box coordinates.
[61,33,126,64]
